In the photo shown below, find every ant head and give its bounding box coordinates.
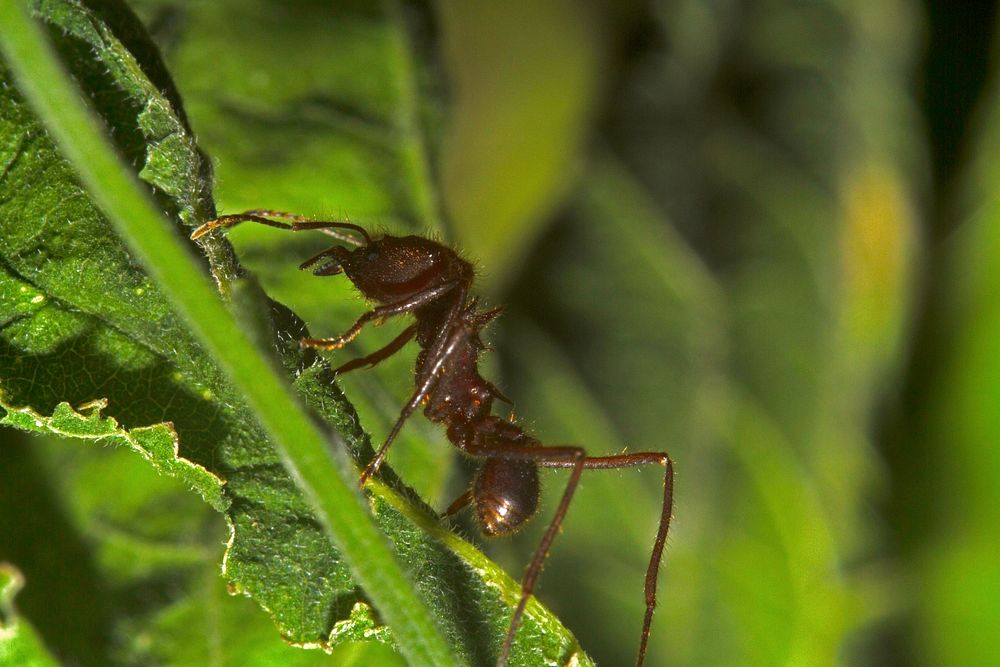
[339,235,472,304]
[473,458,539,536]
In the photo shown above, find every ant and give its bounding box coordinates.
[192,210,675,667]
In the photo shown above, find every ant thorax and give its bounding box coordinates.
[419,319,498,442]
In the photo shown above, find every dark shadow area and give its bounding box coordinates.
[0,327,235,475]
[920,0,999,232]
[878,1,998,665]
[0,434,114,666]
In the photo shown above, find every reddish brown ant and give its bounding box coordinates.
[192,210,675,667]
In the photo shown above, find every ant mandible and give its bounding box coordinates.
[191,210,675,667]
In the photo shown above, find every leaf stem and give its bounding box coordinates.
[0,3,460,665]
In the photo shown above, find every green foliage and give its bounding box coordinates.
[2,0,998,665]
[494,3,920,666]
[0,564,59,667]
[0,0,590,665]
[911,31,1000,665]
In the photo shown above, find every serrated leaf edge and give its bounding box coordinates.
[0,394,227,512]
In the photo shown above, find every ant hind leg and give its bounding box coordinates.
[467,443,674,667]
[443,489,473,517]
[540,451,674,667]
[463,442,587,666]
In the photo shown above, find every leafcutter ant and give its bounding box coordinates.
[191,210,675,666]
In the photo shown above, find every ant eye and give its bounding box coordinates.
[365,247,380,262]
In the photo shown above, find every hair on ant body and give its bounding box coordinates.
[192,210,675,667]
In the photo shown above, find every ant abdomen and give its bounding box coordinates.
[474,457,540,536]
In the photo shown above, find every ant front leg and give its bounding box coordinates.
[190,210,371,246]
[300,281,461,351]
[190,213,299,239]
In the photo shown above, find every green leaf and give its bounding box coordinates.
[0,401,224,511]
[437,1,606,288]
[0,429,398,667]
[0,564,59,667]
[0,0,594,664]
[1,425,404,667]
[1,0,371,650]
[909,13,1000,663]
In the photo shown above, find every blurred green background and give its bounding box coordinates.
[3,0,1000,665]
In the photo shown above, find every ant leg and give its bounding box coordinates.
[333,323,417,375]
[242,210,372,245]
[300,281,460,351]
[539,451,674,667]
[358,322,468,486]
[190,213,297,239]
[464,442,587,667]
[466,444,674,667]
[190,211,370,246]
[444,489,473,517]
[410,289,468,387]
